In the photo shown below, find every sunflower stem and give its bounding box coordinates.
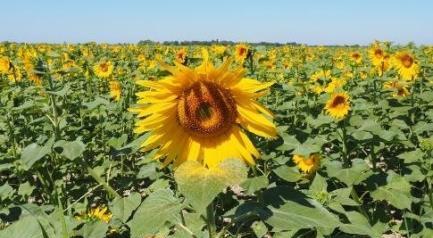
[206,202,217,238]
[82,159,121,199]
[339,119,350,168]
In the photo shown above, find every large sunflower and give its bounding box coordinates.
[324,92,350,119]
[392,51,419,80]
[131,49,277,168]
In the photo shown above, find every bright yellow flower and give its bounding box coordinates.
[130,49,277,168]
[175,48,187,64]
[234,44,249,63]
[93,60,114,78]
[324,92,350,119]
[368,43,391,75]
[392,51,419,80]
[212,45,226,55]
[310,70,331,82]
[77,206,112,223]
[384,80,410,98]
[350,52,362,64]
[325,78,346,93]
[109,80,122,101]
[293,153,321,173]
[0,57,11,74]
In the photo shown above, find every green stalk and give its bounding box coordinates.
[206,202,217,238]
[81,159,121,199]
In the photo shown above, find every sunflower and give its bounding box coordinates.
[384,80,410,98]
[368,44,390,75]
[131,49,277,168]
[109,80,121,101]
[234,44,249,63]
[212,45,227,55]
[93,60,114,78]
[293,153,321,173]
[0,56,11,74]
[175,48,187,64]
[76,206,112,223]
[392,51,419,80]
[350,52,362,64]
[324,92,350,119]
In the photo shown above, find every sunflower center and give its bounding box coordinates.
[374,49,383,58]
[100,63,109,72]
[177,81,237,138]
[303,158,315,166]
[238,48,247,56]
[352,53,360,59]
[331,95,346,108]
[401,54,413,68]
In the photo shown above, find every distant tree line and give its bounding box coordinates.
[137,39,300,46]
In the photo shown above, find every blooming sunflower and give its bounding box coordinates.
[93,60,114,78]
[392,51,419,80]
[368,44,390,75]
[384,80,410,98]
[293,153,321,173]
[350,52,362,64]
[76,206,112,223]
[109,80,121,101]
[175,48,187,64]
[234,44,249,63]
[131,49,277,168]
[324,92,350,119]
[0,56,11,74]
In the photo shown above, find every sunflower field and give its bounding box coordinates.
[1,41,433,238]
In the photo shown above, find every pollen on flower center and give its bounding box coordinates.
[100,63,108,72]
[177,81,237,138]
[331,95,346,107]
[400,54,414,68]
[374,49,383,57]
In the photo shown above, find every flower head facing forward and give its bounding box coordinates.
[392,51,419,80]
[324,92,350,119]
[131,49,277,168]
[93,60,114,78]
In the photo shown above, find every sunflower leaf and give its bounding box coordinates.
[174,159,248,214]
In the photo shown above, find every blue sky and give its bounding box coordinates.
[1,0,432,45]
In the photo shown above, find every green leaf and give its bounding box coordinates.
[340,211,383,237]
[251,220,268,238]
[57,140,86,160]
[241,175,269,195]
[81,221,109,238]
[326,159,372,186]
[174,159,247,214]
[20,138,54,170]
[397,149,423,163]
[0,215,44,238]
[276,134,300,151]
[263,187,340,235]
[128,189,183,238]
[371,171,412,209]
[110,192,141,223]
[273,166,302,182]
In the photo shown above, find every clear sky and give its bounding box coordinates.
[1,0,432,45]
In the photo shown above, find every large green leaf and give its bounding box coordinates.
[371,171,412,209]
[110,192,141,223]
[20,138,54,170]
[174,159,247,214]
[263,186,340,235]
[127,189,183,238]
